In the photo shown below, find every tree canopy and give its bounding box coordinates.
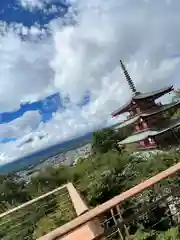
[91,127,129,154]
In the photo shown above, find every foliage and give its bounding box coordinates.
[170,88,180,119]
[172,89,180,119]
[133,227,180,240]
[173,89,180,102]
[91,127,127,154]
[72,151,135,205]
[0,174,30,210]
[133,229,156,240]
[162,89,180,120]
[157,226,180,240]
[26,165,72,197]
[33,194,75,238]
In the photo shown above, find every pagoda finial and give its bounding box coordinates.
[120,60,137,94]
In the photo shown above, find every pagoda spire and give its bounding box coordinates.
[120,60,137,94]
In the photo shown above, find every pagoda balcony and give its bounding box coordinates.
[133,121,149,134]
[133,128,150,136]
[137,145,157,151]
[118,118,180,152]
[138,139,157,150]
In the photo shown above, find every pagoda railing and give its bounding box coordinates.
[39,162,180,240]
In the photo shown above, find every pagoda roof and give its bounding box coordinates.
[112,85,173,117]
[133,85,173,100]
[112,100,133,117]
[115,101,180,130]
[115,116,139,129]
[119,118,180,145]
[119,130,159,145]
[141,101,180,116]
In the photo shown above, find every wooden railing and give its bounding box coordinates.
[1,162,180,239]
[39,162,180,240]
[0,183,88,239]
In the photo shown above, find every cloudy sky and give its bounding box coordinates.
[0,0,180,165]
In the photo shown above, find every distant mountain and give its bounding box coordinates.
[0,133,92,173]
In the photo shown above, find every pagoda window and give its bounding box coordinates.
[135,118,145,132]
[142,120,148,129]
[143,139,150,147]
[135,125,140,131]
[139,118,148,129]
[129,111,133,116]
[140,118,145,130]
[139,141,145,146]
[148,137,155,146]
[148,137,152,144]
[138,123,143,130]
[131,108,137,115]
[136,107,141,114]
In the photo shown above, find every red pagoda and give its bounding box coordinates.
[112,60,180,150]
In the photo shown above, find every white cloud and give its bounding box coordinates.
[51,0,180,104]
[0,111,41,139]
[0,22,55,112]
[19,0,47,9]
[1,0,180,165]
[18,0,67,13]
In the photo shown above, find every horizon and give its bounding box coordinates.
[0,131,92,173]
[0,0,180,166]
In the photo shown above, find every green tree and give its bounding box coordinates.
[73,151,135,206]
[0,173,30,208]
[91,128,126,154]
[26,166,72,196]
[171,89,180,118]
[157,227,180,240]
[133,227,180,240]
[173,89,180,102]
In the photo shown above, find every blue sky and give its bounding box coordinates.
[0,0,90,143]
[0,0,180,164]
[0,0,64,142]
[0,0,68,26]
[1,93,59,123]
[0,92,90,123]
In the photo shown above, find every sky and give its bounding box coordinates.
[0,0,180,165]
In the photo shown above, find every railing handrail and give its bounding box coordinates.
[38,162,180,240]
[0,184,67,219]
[66,183,89,216]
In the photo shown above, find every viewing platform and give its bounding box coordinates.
[1,162,180,239]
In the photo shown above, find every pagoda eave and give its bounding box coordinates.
[133,85,173,101]
[111,85,174,118]
[114,101,180,130]
[119,118,180,146]
[111,99,133,117]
